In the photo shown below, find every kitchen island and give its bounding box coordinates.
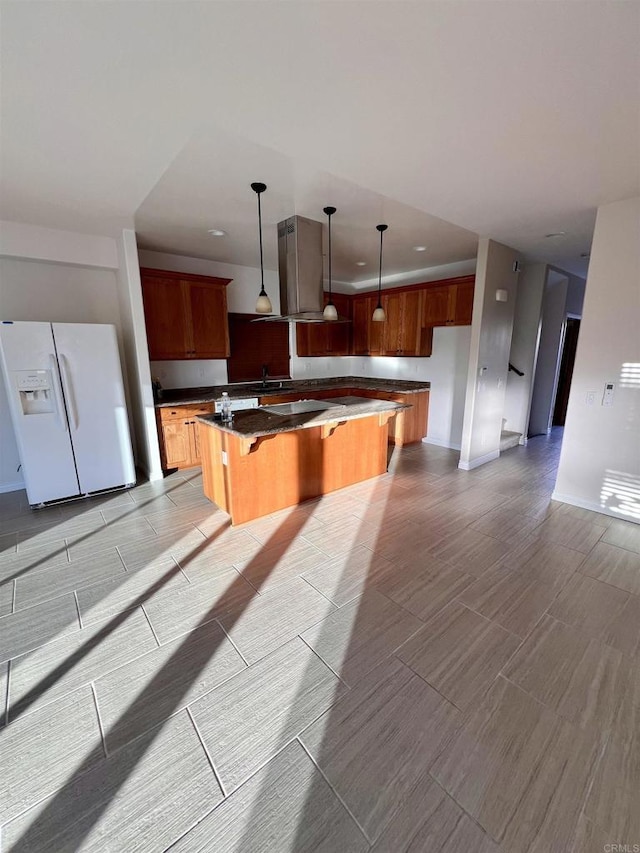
[155,376,429,471]
[197,396,407,524]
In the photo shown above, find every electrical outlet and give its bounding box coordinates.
[586,391,596,406]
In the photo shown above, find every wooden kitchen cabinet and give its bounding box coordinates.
[157,403,214,470]
[141,268,231,360]
[422,276,475,327]
[295,292,351,356]
[450,278,475,325]
[351,296,376,355]
[351,290,432,356]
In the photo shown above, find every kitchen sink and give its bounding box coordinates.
[261,399,344,416]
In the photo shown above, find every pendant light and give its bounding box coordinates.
[372,223,388,322]
[322,206,338,321]
[251,182,272,314]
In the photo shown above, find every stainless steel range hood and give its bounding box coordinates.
[257,214,349,323]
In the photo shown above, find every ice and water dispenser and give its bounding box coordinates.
[14,370,56,415]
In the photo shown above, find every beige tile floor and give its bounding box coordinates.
[0,429,639,852]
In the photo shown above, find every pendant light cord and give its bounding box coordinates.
[257,190,265,292]
[377,223,387,308]
[323,205,337,304]
[328,213,332,300]
[251,181,267,294]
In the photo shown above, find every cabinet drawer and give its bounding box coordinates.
[159,403,214,422]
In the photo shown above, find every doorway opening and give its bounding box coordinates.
[553,317,581,427]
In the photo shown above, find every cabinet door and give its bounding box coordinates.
[381,292,403,354]
[296,323,329,356]
[399,291,422,355]
[422,285,451,327]
[189,420,202,465]
[451,280,474,325]
[352,297,371,354]
[368,297,384,355]
[162,421,192,468]
[141,276,191,359]
[327,293,351,355]
[187,281,230,358]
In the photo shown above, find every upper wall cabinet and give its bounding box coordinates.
[422,275,475,327]
[351,290,433,357]
[140,268,231,360]
[296,292,351,356]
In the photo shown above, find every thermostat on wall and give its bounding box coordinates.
[602,382,615,407]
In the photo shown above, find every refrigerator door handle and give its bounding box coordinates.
[59,353,79,430]
[49,353,69,432]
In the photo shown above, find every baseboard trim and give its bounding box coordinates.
[458,449,500,471]
[422,437,462,451]
[0,480,25,494]
[551,491,640,525]
[141,463,164,483]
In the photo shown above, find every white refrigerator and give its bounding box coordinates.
[0,321,136,505]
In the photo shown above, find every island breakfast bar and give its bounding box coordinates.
[197,396,408,525]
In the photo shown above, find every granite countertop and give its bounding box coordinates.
[155,376,430,407]
[196,395,410,439]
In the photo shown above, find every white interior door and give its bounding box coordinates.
[53,323,135,494]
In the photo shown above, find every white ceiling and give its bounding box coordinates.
[1,1,638,283]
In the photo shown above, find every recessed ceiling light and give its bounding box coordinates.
[207,228,226,237]
[544,232,566,239]
[413,246,427,252]
[355,261,366,266]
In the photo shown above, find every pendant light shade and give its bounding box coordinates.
[251,182,272,314]
[322,205,338,321]
[372,223,388,322]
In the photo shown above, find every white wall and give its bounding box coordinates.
[502,263,546,438]
[528,270,569,436]
[116,231,163,481]
[0,220,119,269]
[0,257,123,492]
[554,196,640,522]
[459,239,520,469]
[565,273,586,317]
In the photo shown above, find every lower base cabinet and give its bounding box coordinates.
[157,404,214,470]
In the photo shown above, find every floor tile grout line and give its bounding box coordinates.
[295,737,373,846]
[212,736,312,807]
[428,777,500,847]
[3,658,12,727]
[73,590,83,629]
[297,576,342,610]
[140,604,162,647]
[115,545,129,572]
[90,681,108,759]
[298,635,351,690]
[216,618,250,667]
[534,605,635,657]
[185,706,227,798]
